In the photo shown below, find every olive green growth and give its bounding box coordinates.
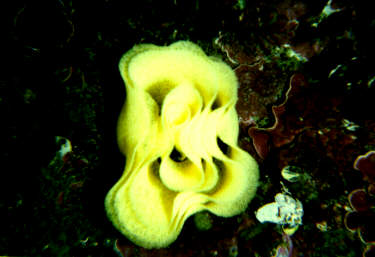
[193,211,213,231]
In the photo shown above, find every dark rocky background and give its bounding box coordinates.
[1,0,374,256]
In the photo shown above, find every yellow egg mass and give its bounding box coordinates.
[105,41,259,249]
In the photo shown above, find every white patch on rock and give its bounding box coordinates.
[255,193,303,227]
